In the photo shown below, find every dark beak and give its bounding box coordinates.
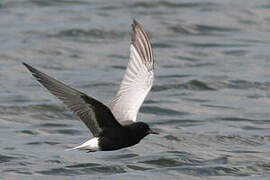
[148,129,159,135]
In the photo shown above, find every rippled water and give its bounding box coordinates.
[1,0,270,179]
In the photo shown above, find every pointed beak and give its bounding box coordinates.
[148,129,159,135]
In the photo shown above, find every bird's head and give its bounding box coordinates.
[130,122,159,140]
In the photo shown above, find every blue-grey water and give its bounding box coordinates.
[1,0,270,179]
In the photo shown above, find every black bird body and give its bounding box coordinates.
[23,20,158,152]
[99,122,150,151]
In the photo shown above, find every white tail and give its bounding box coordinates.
[66,137,100,151]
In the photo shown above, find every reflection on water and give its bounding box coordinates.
[1,0,270,179]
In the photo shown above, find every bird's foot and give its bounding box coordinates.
[86,149,96,153]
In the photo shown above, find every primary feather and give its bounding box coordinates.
[111,20,154,125]
[23,63,121,137]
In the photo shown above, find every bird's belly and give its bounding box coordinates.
[99,136,139,151]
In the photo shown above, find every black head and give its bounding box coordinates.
[129,122,159,140]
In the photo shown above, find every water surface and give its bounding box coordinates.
[1,0,270,179]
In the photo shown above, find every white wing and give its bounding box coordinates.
[111,20,154,125]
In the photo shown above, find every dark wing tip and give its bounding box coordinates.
[23,62,36,74]
[132,19,139,26]
[22,62,43,82]
[131,20,137,43]
[131,19,143,42]
[130,20,154,70]
[22,62,31,70]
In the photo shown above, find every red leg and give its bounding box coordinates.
[86,149,96,153]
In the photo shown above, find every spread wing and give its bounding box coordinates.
[111,20,154,125]
[23,63,121,137]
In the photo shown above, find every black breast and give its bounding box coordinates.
[98,127,141,151]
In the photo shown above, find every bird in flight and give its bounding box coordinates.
[23,20,158,152]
